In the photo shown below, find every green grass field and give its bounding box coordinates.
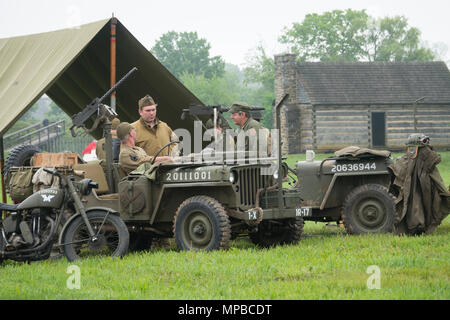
[0,152,449,300]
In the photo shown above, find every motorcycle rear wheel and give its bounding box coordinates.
[62,211,129,262]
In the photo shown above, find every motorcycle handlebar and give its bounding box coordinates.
[43,168,61,177]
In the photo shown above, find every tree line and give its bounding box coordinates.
[9,9,446,134]
[150,9,446,129]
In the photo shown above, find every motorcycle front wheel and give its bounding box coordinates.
[62,210,129,262]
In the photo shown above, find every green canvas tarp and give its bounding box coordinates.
[0,18,203,138]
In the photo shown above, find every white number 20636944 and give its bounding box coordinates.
[331,162,376,173]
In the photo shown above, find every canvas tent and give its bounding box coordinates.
[0,18,203,138]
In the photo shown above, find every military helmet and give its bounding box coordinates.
[406,133,430,147]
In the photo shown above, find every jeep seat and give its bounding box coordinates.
[73,161,109,195]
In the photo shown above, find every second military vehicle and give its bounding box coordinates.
[290,148,395,234]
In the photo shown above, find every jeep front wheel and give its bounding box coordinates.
[250,217,304,248]
[342,184,395,234]
[173,196,231,251]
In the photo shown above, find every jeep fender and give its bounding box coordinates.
[320,171,391,210]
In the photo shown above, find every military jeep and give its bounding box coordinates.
[71,92,305,251]
[78,153,303,251]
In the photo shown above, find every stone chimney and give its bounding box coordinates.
[274,53,298,154]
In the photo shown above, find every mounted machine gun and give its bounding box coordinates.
[70,67,138,192]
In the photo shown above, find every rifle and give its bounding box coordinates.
[70,67,138,137]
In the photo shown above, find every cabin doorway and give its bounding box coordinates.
[371,112,386,147]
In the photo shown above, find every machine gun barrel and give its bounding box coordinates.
[182,105,265,116]
[70,67,138,137]
[98,67,138,104]
[181,104,266,126]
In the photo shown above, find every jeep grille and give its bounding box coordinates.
[236,167,272,206]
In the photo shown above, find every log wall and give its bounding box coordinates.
[309,105,450,152]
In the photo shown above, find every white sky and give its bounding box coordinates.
[1,0,449,67]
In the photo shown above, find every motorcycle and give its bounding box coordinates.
[0,168,129,264]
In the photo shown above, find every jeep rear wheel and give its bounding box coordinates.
[342,184,395,234]
[173,196,231,251]
[250,217,304,248]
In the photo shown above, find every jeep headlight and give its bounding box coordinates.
[273,170,279,180]
[229,171,237,184]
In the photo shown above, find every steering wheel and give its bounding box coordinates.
[150,140,180,165]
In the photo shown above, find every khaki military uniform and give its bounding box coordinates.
[119,144,153,175]
[131,118,177,157]
[237,118,271,155]
[241,117,265,132]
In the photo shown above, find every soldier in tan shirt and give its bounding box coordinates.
[131,95,177,250]
[131,95,178,157]
[117,122,172,175]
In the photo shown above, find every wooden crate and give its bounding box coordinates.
[33,153,78,167]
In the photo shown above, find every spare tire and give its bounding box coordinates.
[5,144,42,174]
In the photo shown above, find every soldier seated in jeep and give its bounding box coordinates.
[117,122,173,175]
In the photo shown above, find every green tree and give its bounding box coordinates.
[366,16,435,61]
[243,44,275,128]
[179,64,276,129]
[45,101,71,124]
[179,70,238,129]
[244,45,275,93]
[280,9,435,62]
[179,72,238,106]
[280,9,369,62]
[151,31,225,79]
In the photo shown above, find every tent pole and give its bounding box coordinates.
[0,136,7,208]
[110,15,117,111]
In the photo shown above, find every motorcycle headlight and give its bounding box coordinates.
[77,179,97,196]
